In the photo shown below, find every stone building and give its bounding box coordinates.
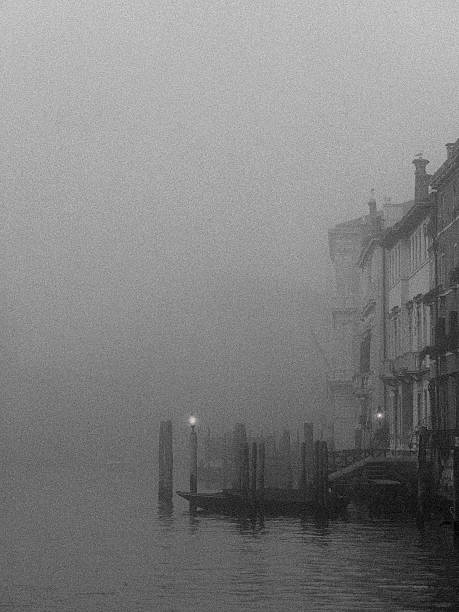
[354,194,386,450]
[328,194,412,450]
[382,157,433,452]
[327,217,365,449]
[426,140,459,490]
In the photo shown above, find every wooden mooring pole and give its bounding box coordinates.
[321,441,329,512]
[300,442,307,495]
[250,441,257,500]
[304,423,314,486]
[158,420,173,503]
[231,423,247,490]
[454,437,459,545]
[242,440,250,499]
[280,429,293,489]
[257,441,265,498]
[314,439,329,512]
[189,420,198,512]
[416,426,428,529]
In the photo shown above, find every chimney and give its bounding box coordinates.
[446,143,456,159]
[368,189,377,216]
[367,189,379,232]
[412,154,430,204]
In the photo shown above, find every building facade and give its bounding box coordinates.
[328,218,365,449]
[382,157,433,452]
[426,141,459,495]
[353,195,386,450]
[327,141,458,459]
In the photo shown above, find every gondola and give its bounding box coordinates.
[176,488,350,516]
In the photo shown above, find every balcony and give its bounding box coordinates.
[328,369,354,386]
[393,351,422,372]
[352,372,374,396]
[447,329,458,352]
[449,266,459,287]
[384,352,429,382]
[430,429,459,451]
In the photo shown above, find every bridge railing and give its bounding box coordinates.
[328,448,389,472]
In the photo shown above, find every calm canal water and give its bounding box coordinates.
[1,466,458,611]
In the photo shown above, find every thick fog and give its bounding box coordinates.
[1,2,458,464]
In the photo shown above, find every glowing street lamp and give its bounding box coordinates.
[189,416,198,503]
[376,409,384,421]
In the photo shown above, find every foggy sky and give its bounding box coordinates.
[1,2,458,460]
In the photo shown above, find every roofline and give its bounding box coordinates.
[382,202,432,248]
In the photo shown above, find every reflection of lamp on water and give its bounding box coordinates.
[189,416,198,509]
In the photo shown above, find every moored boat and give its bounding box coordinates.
[176,488,350,516]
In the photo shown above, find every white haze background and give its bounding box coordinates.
[0,1,458,463]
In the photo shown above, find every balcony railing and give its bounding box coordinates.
[430,429,459,451]
[448,266,459,287]
[393,351,422,372]
[328,369,354,384]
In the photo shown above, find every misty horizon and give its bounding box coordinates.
[1,2,458,463]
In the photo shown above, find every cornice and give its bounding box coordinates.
[358,235,382,267]
[430,144,459,189]
[382,202,432,249]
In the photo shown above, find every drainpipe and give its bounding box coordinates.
[431,189,440,480]
[382,244,388,451]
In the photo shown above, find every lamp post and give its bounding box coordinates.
[374,408,385,453]
[189,416,198,511]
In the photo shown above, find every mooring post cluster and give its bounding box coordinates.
[158,418,336,516]
[314,439,329,512]
[158,420,173,504]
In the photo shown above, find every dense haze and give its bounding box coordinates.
[1,2,458,463]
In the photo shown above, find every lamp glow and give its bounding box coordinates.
[376,411,384,420]
[188,415,197,427]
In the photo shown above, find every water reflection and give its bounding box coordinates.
[4,468,459,611]
[188,513,201,535]
[157,501,174,526]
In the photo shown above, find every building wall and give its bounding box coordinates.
[328,222,365,449]
[357,239,386,449]
[384,211,432,451]
[430,145,459,439]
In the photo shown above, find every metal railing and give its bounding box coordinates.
[328,447,389,471]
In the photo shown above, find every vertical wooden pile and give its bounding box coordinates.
[250,441,257,499]
[304,423,314,487]
[265,434,278,488]
[300,442,307,494]
[189,422,198,512]
[280,429,293,489]
[158,420,173,503]
[454,437,459,545]
[231,423,249,494]
[416,426,428,528]
[314,440,329,512]
[257,441,265,502]
[222,431,233,489]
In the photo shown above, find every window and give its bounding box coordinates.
[360,332,371,373]
[417,391,422,425]
[449,311,458,351]
[394,314,400,356]
[422,305,428,347]
[440,252,446,286]
[408,306,413,351]
[436,316,447,351]
[416,302,422,350]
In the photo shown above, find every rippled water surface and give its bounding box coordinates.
[1,466,459,611]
